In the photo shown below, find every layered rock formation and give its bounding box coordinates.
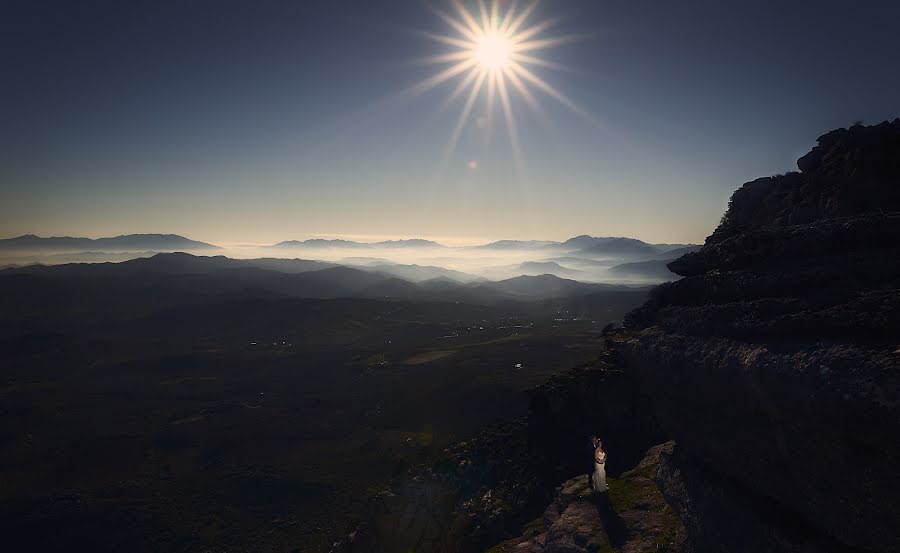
[620,119,900,552]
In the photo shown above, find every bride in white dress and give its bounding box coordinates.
[592,438,608,492]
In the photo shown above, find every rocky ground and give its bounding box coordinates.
[489,442,684,553]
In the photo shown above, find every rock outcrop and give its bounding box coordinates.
[493,442,686,553]
[619,120,900,552]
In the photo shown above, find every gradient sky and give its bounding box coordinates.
[2,0,899,245]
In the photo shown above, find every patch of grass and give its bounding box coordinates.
[607,476,656,512]
[618,460,656,481]
[652,505,684,552]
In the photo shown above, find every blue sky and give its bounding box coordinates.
[2,0,899,245]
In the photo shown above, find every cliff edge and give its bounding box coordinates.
[619,119,900,552]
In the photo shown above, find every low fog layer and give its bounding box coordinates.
[0,234,699,286]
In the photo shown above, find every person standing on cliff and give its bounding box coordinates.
[587,435,598,488]
[591,437,608,492]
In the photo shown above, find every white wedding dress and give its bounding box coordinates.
[592,450,608,492]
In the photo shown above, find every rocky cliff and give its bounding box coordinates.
[620,119,900,552]
[332,121,900,553]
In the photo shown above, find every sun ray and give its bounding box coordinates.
[509,52,573,72]
[452,0,484,39]
[507,60,602,126]
[477,0,491,32]
[439,66,484,111]
[509,17,562,45]
[441,69,488,166]
[403,58,479,97]
[409,0,600,175]
[431,6,481,44]
[490,0,500,33]
[504,0,539,37]
[507,60,579,109]
[496,73,525,176]
[502,65,565,150]
[512,33,593,53]
[498,0,519,35]
[415,30,475,51]
[413,50,475,65]
[485,70,497,143]
[502,65,544,118]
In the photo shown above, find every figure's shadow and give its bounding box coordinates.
[590,492,629,548]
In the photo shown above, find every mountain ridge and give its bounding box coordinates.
[0,233,220,251]
[2,252,648,305]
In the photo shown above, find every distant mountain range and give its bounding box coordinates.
[0,234,700,286]
[0,234,220,251]
[268,235,697,255]
[2,252,647,304]
[0,233,697,257]
[473,235,697,257]
[270,238,445,249]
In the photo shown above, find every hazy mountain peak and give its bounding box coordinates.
[376,239,444,247]
[477,239,561,249]
[270,238,445,248]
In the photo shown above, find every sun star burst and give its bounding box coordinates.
[474,32,512,70]
[409,0,591,174]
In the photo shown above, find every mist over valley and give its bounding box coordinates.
[0,233,696,287]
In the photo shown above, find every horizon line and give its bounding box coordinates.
[0,231,701,248]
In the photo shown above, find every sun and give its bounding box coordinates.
[405,0,595,174]
[473,32,512,70]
